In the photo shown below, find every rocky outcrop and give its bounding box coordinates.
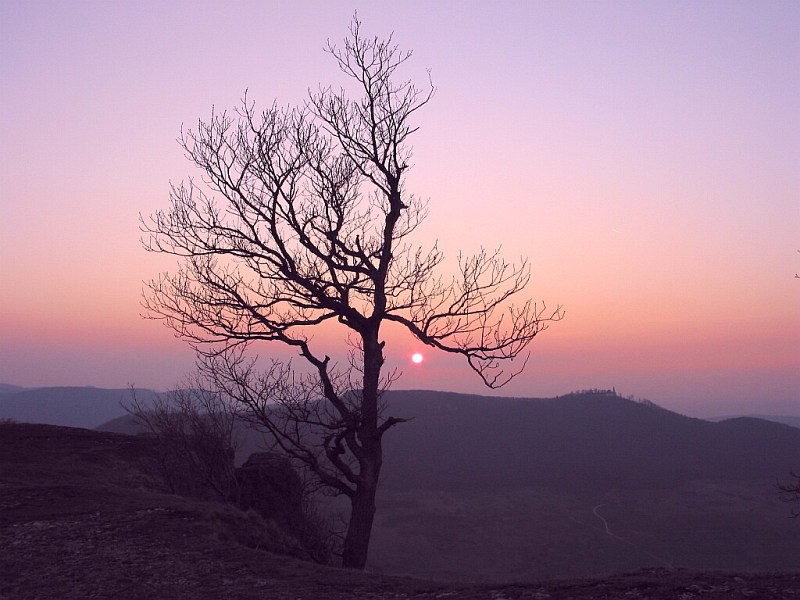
[234,452,305,532]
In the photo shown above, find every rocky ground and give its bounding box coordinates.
[1,422,798,599]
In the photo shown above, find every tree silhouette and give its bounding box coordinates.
[142,18,562,569]
[779,472,800,517]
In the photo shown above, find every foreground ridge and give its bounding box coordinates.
[1,423,798,599]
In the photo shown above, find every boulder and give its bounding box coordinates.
[234,452,305,531]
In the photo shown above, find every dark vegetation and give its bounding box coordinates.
[122,385,336,563]
[779,471,800,517]
[2,420,799,599]
[124,387,240,502]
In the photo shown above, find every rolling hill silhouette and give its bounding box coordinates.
[6,383,795,497]
[377,389,800,492]
[358,390,799,580]
[86,387,800,491]
[0,386,158,429]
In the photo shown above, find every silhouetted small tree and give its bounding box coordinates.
[125,386,336,562]
[125,385,240,501]
[141,17,561,569]
[779,472,800,517]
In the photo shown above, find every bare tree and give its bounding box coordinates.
[779,472,800,518]
[141,18,562,569]
[125,385,241,502]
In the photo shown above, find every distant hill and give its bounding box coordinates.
[711,414,800,429]
[96,388,800,491]
[0,386,161,429]
[95,413,149,434]
[378,389,800,492]
[366,390,800,580]
[10,385,800,489]
[0,383,26,394]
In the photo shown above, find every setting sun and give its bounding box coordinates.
[411,353,424,364]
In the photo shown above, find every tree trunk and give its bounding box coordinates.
[341,457,380,569]
[342,328,384,569]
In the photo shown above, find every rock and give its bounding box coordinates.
[234,452,305,531]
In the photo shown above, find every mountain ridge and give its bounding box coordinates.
[377,389,800,492]
[2,383,798,429]
[0,385,159,428]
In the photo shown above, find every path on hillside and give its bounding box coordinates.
[591,503,673,568]
[592,504,613,535]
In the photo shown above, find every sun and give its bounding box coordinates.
[411,353,424,364]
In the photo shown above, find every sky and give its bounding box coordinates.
[1,1,798,418]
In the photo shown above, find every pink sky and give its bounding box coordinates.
[1,1,798,418]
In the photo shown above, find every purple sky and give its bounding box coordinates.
[1,1,798,418]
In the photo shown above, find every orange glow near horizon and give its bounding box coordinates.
[1,2,798,417]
